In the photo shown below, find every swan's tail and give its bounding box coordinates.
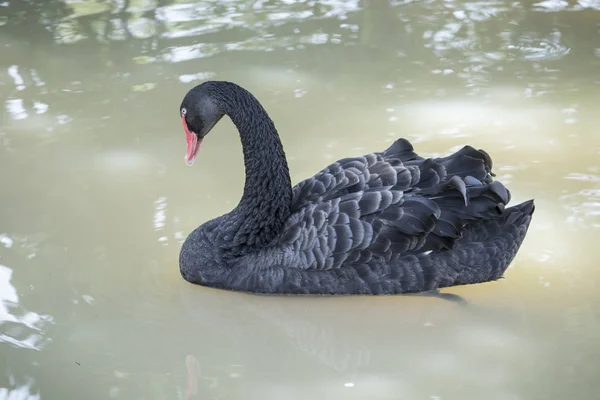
[420,199,535,290]
[344,199,535,295]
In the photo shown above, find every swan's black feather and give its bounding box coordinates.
[178,81,535,295]
[277,138,525,277]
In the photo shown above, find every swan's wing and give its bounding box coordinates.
[290,139,420,212]
[280,190,435,270]
[290,138,494,211]
[279,139,509,270]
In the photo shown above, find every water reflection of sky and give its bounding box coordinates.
[0,262,53,351]
[18,0,595,65]
[3,0,597,125]
[2,0,596,104]
[563,172,600,229]
[0,375,40,400]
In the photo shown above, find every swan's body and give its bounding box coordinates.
[178,81,534,295]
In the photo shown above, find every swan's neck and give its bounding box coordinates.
[221,85,292,249]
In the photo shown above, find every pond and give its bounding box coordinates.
[1,0,599,399]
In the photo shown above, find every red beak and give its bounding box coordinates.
[182,115,202,166]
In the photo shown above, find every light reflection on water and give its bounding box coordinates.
[562,172,600,229]
[0,264,53,351]
[1,0,600,398]
[0,375,40,400]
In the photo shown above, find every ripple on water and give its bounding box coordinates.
[0,264,53,351]
[509,31,571,61]
[562,188,600,229]
[561,170,600,229]
[533,0,569,12]
[0,376,40,400]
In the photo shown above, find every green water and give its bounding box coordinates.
[1,1,599,399]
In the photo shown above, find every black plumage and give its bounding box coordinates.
[178,81,535,295]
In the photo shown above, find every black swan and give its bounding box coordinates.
[177,81,534,295]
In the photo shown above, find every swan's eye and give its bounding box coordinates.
[181,108,187,116]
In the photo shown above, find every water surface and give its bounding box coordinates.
[1,1,600,399]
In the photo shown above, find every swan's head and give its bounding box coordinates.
[179,82,225,166]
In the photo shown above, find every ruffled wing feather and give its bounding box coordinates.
[280,139,511,270]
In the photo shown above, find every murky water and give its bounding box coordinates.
[1,0,600,398]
